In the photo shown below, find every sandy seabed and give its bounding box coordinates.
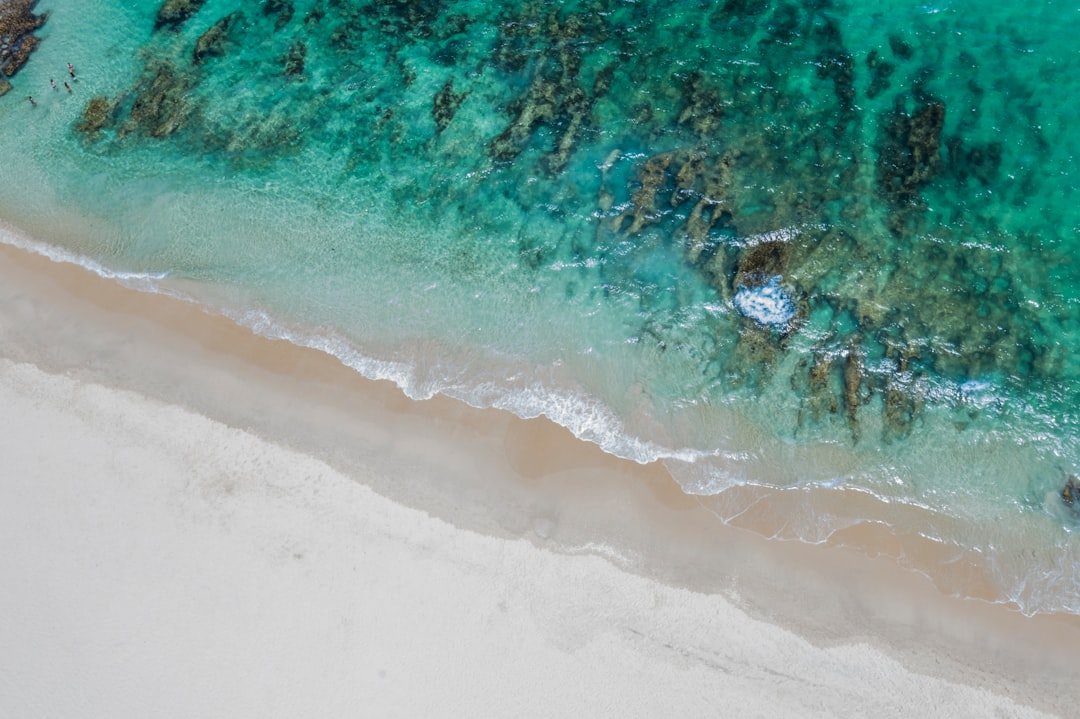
[1,231,1078,718]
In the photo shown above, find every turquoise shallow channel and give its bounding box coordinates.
[2,0,1080,613]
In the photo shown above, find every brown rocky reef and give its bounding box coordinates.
[117,60,195,139]
[1063,476,1080,514]
[609,147,738,268]
[193,11,244,65]
[155,0,209,32]
[262,0,294,32]
[732,239,788,292]
[489,10,615,175]
[281,39,305,76]
[0,0,47,78]
[74,95,117,136]
[432,78,466,134]
[877,100,945,205]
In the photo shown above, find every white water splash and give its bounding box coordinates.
[733,275,796,326]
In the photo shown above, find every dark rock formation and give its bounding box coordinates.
[606,145,739,271]
[678,152,737,264]
[193,12,243,65]
[120,61,194,138]
[805,16,856,118]
[612,152,675,235]
[842,342,865,439]
[74,95,117,136]
[489,11,613,174]
[719,0,772,18]
[154,0,209,32]
[889,35,913,60]
[865,50,894,100]
[490,69,559,161]
[882,357,923,442]
[282,40,305,75]
[1063,476,1079,509]
[0,79,11,97]
[304,2,325,26]
[262,0,294,31]
[946,137,1002,186]
[877,100,945,205]
[794,352,840,431]
[733,240,788,291]
[543,66,610,175]
[677,72,725,139]
[0,0,47,78]
[432,79,466,133]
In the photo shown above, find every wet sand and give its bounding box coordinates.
[1,231,1077,718]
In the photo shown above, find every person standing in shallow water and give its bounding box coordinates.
[67,63,75,79]
[27,96,36,106]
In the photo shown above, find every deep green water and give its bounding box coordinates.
[2,0,1080,613]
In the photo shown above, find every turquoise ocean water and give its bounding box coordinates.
[2,0,1079,614]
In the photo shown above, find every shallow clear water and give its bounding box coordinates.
[2,0,1079,613]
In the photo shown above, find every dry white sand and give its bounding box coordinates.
[1,236,1077,718]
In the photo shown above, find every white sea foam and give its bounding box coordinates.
[5,226,1079,616]
[0,224,171,293]
[0,219,732,470]
[226,307,721,467]
[733,275,796,326]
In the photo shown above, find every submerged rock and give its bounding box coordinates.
[282,40,305,76]
[680,152,737,264]
[0,79,11,97]
[75,95,117,136]
[490,70,559,161]
[0,0,47,78]
[946,137,1002,186]
[432,79,466,133]
[612,152,675,235]
[877,99,945,204]
[262,0,294,31]
[842,342,865,440]
[806,353,839,419]
[193,12,243,65]
[677,72,725,138]
[1064,476,1080,509]
[865,49,894,100]
[120,60,194,138]
[154,0,209,32]
[488,11,612,173]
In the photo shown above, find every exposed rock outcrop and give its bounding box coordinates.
[0,0,47,78]
[733,240,788,290]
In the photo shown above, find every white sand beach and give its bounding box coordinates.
[1,236,1078,718]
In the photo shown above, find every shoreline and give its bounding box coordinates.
[1,232,1078,715]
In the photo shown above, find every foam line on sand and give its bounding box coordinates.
[0,236,1077,717]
